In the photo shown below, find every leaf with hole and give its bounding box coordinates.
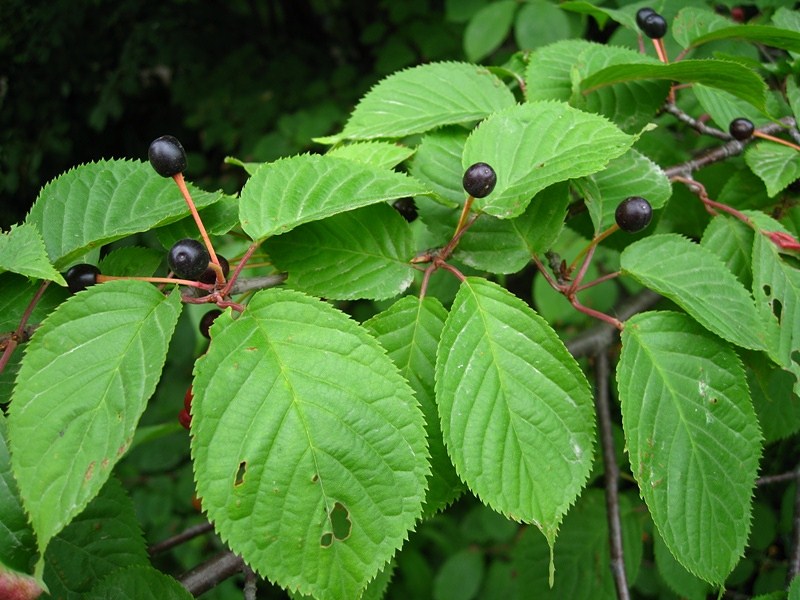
[191,289,428,600]
[435,277,595,547]
[239,154,428,241]
[462,101,635,219]
[7,281,181,558]
[617,311,761,584]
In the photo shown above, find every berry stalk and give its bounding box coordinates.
[172,173,224,284]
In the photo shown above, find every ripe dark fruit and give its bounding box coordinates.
[148,135,187,178]
[615,196,653,233]
[729,118,754,141]
[392,197,418,222]
[64,263,101,294]
[199,309,222,339]
[639,11,667,39]
[462,162,497,198]
[168,238,210,280]
[199,254,230,284]
[635,7,657,29]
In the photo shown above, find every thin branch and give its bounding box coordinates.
[662,102,729,140]
[594,350,630,600]
[148,522,215,556]
[566,290,662,358]
[788,468,800,584]
[228,273,287,295]
[664,117,797,179]
[243,565,258,600]
[0,280,50,376]
[179,551,245,596]
[756,468,800,487]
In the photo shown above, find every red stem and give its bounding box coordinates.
[0,280,50,376]
[173,173,224,285]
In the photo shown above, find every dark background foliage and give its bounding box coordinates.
[0,0,465,228]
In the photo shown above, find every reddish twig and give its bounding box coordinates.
[0,280,50,376]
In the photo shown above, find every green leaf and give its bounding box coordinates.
[0,223,66,285]
[463,1,516,62]
[752,232,800,396]
[98,246,164,278]
[693,84,769,130]
[363,296,463,516]
[8,281,182,557]
[689,24,800,53]
[525,41,668,133]
[617,311,761,585]
[462,101,635,219]
[514,1,575,52]
[264,203,416,300]
[154,194,240,248]
[335,62,516,141]
[25,160,221,269]
[433,548,484,600]
[559,1,636,29]
[578,148,671,233]
[620,234,768,351]
[191,289,428,600]
[0,416,36,575]
[745,351,800,444]
[43,477,149,599]
[408,127,469,208]
[653,527,711,600]
[745,142,800,197]
[511,489,643,597]
[700,215,755,289]
[672,7,738,48]
[581,60,768,114]
[85,566,192,599]
[327,141,415,170]
[238,154,428,240]
[435,277,595,545]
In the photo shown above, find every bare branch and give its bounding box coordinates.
[229,273,287,295]
[179,551,245,596]
[594,350,631,600]
[788,466,800,584]
[148,521,215,556]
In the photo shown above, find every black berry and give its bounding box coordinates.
[462,162,497,198]
[198,254,230,285]
[199,309,222,339]
[148,135,187,178]
[615,196,653,233]
[639,11,667,39]
[392,198,418,223]
[635,7,657,30]
[64,263,101,294]
[168,238,210,280]
[729,118,754,141]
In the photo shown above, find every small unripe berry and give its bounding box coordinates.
[462,162,497,198]
[148,135,187,178]
[64,263,101,294]
[184,387,193,412]
[178,408,191,430]
[729,118,754,141]
[168,238,209,280]
[615,196,653,233]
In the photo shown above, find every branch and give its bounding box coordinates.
[148,521,215,556]
[594,350,631,600]
[788,466,800,584]
[228,273,287,295]
[179,551,245,596]
[664,117,797,180]
[661,102,729,140]
[566,290,662,358]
